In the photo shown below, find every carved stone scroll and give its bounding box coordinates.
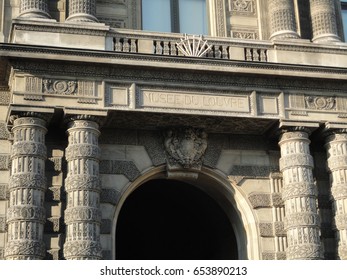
[309,0,341,43]
[325,131,347,259]
[19,0,51,19]
[63,119,102,260]
[279,130,322,259]
[4,117,47,260]
[268,0,300,40]
[66,0,98,22]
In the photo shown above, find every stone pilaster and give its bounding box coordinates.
[63,119,102,260]
[309,0,341,43]
[325,131,347,259]
[66,0,98,23]
[279,130,322,259]
[4,117,47,259]
[269,0,300,40]
[19,0,51,19]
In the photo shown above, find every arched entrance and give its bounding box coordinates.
[112,167,260,260]
[116,179,238,260]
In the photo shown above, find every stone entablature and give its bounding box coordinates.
[7,70,347,127]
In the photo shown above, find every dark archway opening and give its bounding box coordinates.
[116,179,238,260]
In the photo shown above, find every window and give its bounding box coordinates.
[142,0,207,34]
[342,0,347,40]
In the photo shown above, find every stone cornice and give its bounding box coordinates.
[1,43,347,81]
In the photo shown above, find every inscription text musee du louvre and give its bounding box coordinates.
[140,90,250,112]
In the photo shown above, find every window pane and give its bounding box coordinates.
[142,0,171,33]
[342,4,347,41]
[179,0,207,35]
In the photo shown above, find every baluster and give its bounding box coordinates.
[155,40,162,55]
[163,41,170,55]
[245,48,252,61]
[123,39,130,52]
[130,39,137,53]
[221,45,228,59]
[260,49,267,62]
[114,38,122,52]
[252,49,259,61]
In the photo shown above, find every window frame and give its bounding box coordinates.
[141,0,208,34]
[341,0,347,41]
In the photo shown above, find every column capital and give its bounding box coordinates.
[64,114,105,127]
[321,122,347,140]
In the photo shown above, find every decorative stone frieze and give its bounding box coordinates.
[63,119,102,260]
[164,127,208,175]
[19,0,51,19]
[268,0,300,40]
[309,0,341,43]
[66,0,98,23]
[325,131,347,259]
[279,129,322,259]
[4,117,47,260]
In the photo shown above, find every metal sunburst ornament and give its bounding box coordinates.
[176,34,212,57]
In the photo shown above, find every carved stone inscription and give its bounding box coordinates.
[140,90,250,113]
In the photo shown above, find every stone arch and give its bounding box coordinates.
[111,165,260,260]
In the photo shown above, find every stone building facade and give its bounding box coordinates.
[0,0,347,260]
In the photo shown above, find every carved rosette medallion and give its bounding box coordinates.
[164,128,207,175]
[268,0,300,40]
[19,0,51,19]
[4,117,47,260]
[43,79,77,95]
[63,119,102,260]
[309,0,341,42]
[66,0,98,22]
[279,130,322,259]
[325,132,347,259]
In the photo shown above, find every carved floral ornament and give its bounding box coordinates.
[164,127,207,170]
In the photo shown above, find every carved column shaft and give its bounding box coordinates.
[63,119,102,260]
[5,117,47,260]
[309,0,341,42]
[66,0,98,23]
[269,0,300,40]
[279,130,322,259]
[19,0,51,19]
[325,132,347,259]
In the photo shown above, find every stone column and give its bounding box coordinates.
[19,0,51,19]
[5,116,47,259]
[269,0,300,40]
[66,0,98,23]
[309,0,341,42]
[325,131,347,259]
[279,129,322,259]
[63,118,102,260]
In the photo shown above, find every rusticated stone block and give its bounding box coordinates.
[248,193,271,209]
[271,193,283,207]
[0,155,10,170]
[262,252,276,260]
[139,130,165,166]
[100,219,112,234]
[102,250,112,260]
[0,123,10,140]
[100,160,140,181]
[259,222,274,237]
[276,251,286,260]
[274,221,286,236]
[100,188,120,205]
[0,215,6,232]
[0,184,7,200]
